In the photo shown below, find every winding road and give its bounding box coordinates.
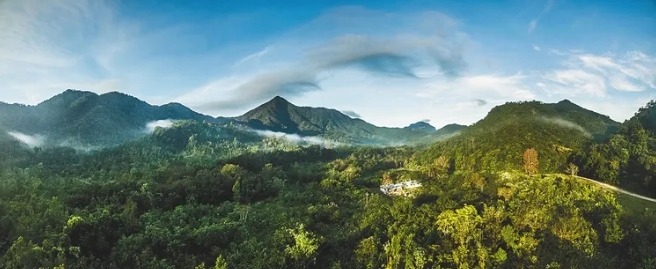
[573,175,656,203]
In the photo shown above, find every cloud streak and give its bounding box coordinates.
[0,0,134,104]
[420,73,535,101]
[528,0,554,34]
[341,110,361,118]
[539,50,656,97]
[537,116,591,137]
[191,8,470,111]
[7,131,45,147]
[233,46,271,67]
[253,129,342,147]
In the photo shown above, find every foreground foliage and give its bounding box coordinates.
[1,100,655,268]
[0,131,655,269]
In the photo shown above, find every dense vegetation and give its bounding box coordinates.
[0,90,459,148]
[236,96,457,145]
[1,111,656,269]
[2,94,656,268]
[0,90,220,146]
[416,100,619,174]
[573,100,656,197]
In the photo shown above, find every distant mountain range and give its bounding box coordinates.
[235,96,459,145]
[0,90,223,146]
[0,90,462,147]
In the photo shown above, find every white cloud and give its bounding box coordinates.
[0,0,138,104]
[528,0,555,34]
[253,129,342,146]
[528,19,538,33]
[233,46,271,67]
[7,131,45,147]
[145,119,174,132]
[541,50,656,95]
[187,8,472,112]
[544,69,607,97]
[537,117,591,137]
[420,73,535,100]
[533,45,541,51]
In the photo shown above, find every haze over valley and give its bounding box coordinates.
[1,0,655,268]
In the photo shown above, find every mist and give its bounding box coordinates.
[538,117,592,137]
[7,131,45,147]
[252,129,343,147]
[145,119,175,132]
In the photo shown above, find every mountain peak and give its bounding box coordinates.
[405,121,436,132]
[267,95,291,105]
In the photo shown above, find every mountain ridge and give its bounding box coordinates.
[1,90,620,149]
[0,90,219,146]
[417,99,621,173]
[235,95,462,144]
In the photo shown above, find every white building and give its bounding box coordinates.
[380,180,422,196]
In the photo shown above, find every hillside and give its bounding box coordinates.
[416,100,620,173]
[0,90,219,146]
[573,100,656,197]
[2,96,656,269]
[235,96,461,145]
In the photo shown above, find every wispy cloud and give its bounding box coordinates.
[533,44,541,51]
[537,116,591,137]
[543,69,607,97]
[252,129,342,147]
[233,46,271,67]
[528,19,539,33]
[420,73,535,101]
[341,110,361,118]
[539,50,656,96]
[0,0,134,103]
[7,131,45,147]
[528,0,555,34]
[188,7,471,111]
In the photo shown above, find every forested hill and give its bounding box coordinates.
[573,100,656,197]
[235,96,461,144]
[416,100,620,173]
[3,97,656,268]
[0,90,222,146]
[0,91,463,148]
[404,121,437,132]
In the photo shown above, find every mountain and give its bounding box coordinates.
[235,96,461,144]
[417,100,620,173]
[435,123,467,136]
[405,121,437,132]
[573,100,656,197]
[0,90,219,146]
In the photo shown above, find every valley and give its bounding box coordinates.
[1,90,656,268]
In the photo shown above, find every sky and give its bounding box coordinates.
[1,0,655,128]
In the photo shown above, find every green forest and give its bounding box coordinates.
[2,97,656,269]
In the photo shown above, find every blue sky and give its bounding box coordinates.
[0,0,654,128]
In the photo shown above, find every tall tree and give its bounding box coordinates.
[428,155,451,178]
[523,148,539,176]
[565,163,579,177]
